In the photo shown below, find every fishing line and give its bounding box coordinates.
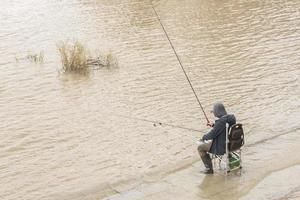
[151,3,210,124]
[114,113,206,133]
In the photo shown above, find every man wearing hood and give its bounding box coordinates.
[197,103,236,174]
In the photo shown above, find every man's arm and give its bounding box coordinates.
[202,121,223,140]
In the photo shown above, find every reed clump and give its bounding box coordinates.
[27,51,44,63]
[57,41,118,74]
[57,41,89,74]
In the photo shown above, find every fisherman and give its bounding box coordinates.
[197,102,236,174]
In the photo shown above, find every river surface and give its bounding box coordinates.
[0,0,300,199]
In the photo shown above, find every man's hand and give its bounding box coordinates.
[206,122,214,127]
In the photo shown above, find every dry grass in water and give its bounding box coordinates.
[26,51,44,63]
[87,51,118,69]
[57,41,118,74]
[57,41,89,74]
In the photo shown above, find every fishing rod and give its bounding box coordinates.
[151,4,210,124]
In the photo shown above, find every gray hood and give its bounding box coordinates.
[212,103,227,118]
[220,114,236,125]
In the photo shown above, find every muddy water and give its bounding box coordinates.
[0,0,299,199]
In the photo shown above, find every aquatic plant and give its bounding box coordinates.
[104,51,118,67]
[57,41,89,74]
[26,51,44,63]
[57,40,118,74]
[87,51,118,69]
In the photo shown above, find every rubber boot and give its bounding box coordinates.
[201,153,213,174]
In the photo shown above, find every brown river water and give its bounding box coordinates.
[1,0,300,199]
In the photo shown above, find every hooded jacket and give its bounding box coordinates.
[202,103,236,155]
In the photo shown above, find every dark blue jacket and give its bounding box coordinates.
[202,114,236,155]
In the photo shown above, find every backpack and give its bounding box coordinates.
[228,124,244,152]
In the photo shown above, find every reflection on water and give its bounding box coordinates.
[0,0,300,199]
